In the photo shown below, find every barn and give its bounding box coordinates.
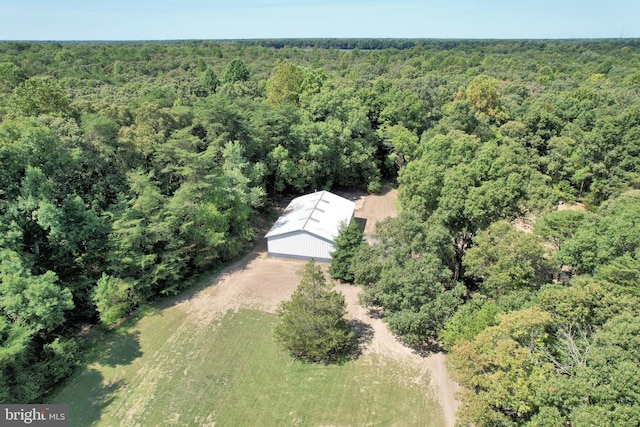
[265,191,356,262]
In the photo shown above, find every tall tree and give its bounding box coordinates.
[199,67,220,95]
[0,62,26,91]
[222,58,250,84]
[0,249,73,333]
[400,131,541,280]
[329,221,364,283]
[353,212,464,346]
[92,273,135,326]
[464,74,507,122]
[448,307,555,426]
[274,260,354,363]
[449,280,640,426]
[106,171,186,302]
[558,191,640,282]
[266,61,305,106]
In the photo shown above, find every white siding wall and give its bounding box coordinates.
[267,231,335,261]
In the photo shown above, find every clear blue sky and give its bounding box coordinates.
[1,0,638,40]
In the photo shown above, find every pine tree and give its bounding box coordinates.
[200,67,219,94]
[329,221,364,283]
[222,58,250,83]
[274,260,355,363]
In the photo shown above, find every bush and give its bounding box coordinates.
[367,179,382,194]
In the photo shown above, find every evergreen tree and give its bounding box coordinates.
[195,58,207,73]
[329,221,364,283]
[200,67,219,94]
[274,260,354,363]
[222,58,250,84]
[93,273,135,326]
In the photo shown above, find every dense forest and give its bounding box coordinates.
[1,39,639,424]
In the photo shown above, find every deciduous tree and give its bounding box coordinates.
[266,61,305,106]
[11,76,71,117]
[0,249,73,332]
[353,212,463,346]
[463,220,553,297]
[448,308,554,426]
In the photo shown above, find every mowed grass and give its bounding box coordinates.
[54,305,445,427]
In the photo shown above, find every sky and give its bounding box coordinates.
[1,0,638,41]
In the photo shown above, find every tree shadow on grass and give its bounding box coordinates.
[100,329,143,367]
[67,368,125,427]
[54,329,142,426]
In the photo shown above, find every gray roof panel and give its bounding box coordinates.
[265,191,355,242]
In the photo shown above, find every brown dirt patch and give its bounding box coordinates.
[558,201,587,212]
[336,185,399,236]
[512,201,588,234]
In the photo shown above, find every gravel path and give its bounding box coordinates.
[335,283,459,427]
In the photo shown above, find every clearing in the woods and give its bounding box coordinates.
[54,187,459,427]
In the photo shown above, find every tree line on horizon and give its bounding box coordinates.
[0,39,639,424]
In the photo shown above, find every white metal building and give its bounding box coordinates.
[265,191,356,262]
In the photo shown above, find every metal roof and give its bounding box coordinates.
[265,191,355,242]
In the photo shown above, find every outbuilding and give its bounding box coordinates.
[265,190,355,262]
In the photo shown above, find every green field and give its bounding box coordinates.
[54,304,445,427]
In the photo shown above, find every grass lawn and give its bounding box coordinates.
[54,306,445,426]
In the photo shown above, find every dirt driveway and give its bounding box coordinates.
[181,187,459,427]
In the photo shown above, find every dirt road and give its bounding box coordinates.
[181,187,459,426]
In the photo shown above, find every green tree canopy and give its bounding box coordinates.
[0,62,26,91]
[11,76,71,117]
[399,131,545,280]
[463,220,553,297]
[558,191,640,284]
[464,74,507,122]
[0,249,73,333]
[1,38,640,411]
[92,273,135,327]
[448,279,640,426]
[353,212,464,346]
[534,209,588,251]
[448,307,555,426]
